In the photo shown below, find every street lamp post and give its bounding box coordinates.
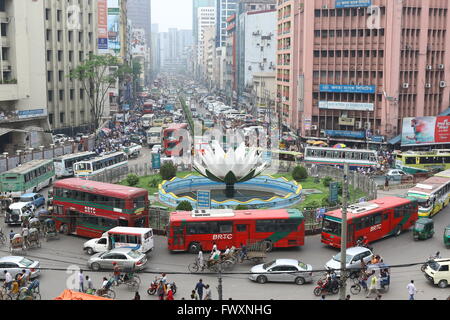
[339,163,349,300]
[3,152,8,171]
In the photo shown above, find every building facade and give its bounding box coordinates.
[277,0,450,142]
[0,0,52,153]
[216,0,238,48]
[126,0,152,45]
[193,0,216,45]
[197,7,216,66]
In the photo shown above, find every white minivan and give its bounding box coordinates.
[425,258,450,288]
[83,227,154,255]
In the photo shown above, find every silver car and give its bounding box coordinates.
[325,246,373,277]
[87,248,147,271]
[0,256,40,279]
[249,259,313,285]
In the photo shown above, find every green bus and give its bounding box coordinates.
[0,159,55,198]
[395,150,450,174]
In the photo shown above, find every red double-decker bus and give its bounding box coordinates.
[143,100,154,114]
[321,196,419,248]
[51,178,149,238]
[163,123,189,157]
[167,208,305,253]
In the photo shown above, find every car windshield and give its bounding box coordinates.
[12,209,22,215]
[429,261,440,271]
[333,253,353,264]
[127,250,141,259]
[20,197,33,202]
[414,223,425,231]
[298,261,307,270]
[19,258,34,267]
[445,229,450,237]
[262,261,276,270]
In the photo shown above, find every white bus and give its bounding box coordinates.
[142,114,155,128]
[304,147,378,169]
[54,151,96,178]
[83,227,154,255]
[147,127,163,147]
[73,152,128,178]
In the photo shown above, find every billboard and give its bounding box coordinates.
[97,0,108,52]
[401,116,450,146]
[336,0,372,8]
[325,130,366,139]
[108,0,120,54]
[131,29,146,55]
[319,101,374,111]
[320,84,376,94]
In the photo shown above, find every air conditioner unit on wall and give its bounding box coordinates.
[355,121,362,129]
[440,81,447,88]
[425,83,432,88]
[426,65,433,70]
[438,64,445,70]
[402,83,409,89]
[310,125,318,130]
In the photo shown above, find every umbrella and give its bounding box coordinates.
[333,143,347,148]
[312,140,328,146]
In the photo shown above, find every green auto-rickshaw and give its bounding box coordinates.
[413,218,434,240]
[444,225,450,248]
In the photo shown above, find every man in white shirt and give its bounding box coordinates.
[407,280,418,300]
[4,270,13,290]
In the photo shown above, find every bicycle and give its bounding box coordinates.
[114,273,141,290]
[96,287,116,299]
[0,229,6,246]
[0,286,12,300]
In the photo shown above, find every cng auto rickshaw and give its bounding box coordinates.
[413,218,434,240]
[444,225,450,248]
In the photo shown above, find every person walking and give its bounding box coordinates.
[366,274,379,298]
[166,285,174,300]
[156,281,165,300]
[78,270,84,292]
[197,250,204,271]
[204,284,212,300]
[85,275,94,293]
[407,280,418,300]
[195,278,206,300]
[3,270,12,290]
[133,292,141,300]
[190,290,199,300]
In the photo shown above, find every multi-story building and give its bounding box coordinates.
[277,0,450,142]
[0,0,52,153]
[151,24,161,77]
[126,0,152,45]
[237,9,277,95]
[224,14,237,102]
[216,0,238,48]
[159,28,193,73]
[202,26,216,87]
[193,0,216,45]
[197,7,216,67]
[44,0,97,134]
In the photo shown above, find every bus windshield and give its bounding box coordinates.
[75,163,91,171]
[322,218,341,236]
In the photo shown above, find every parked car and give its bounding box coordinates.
[386,169,413,181]
[5,202,35,225]
[19,193,45,209]
[325,246,373,277]
[152,144,162,153]
[249,259,313,285]
[0,256,40,279]
[87,248,148,271]
[425,258,450,288]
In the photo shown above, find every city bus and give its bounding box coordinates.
[54,151,96,178]
[163,123,189,157]
[147,127,163,147]
[407,175,450,218]
[52,178,149,238]
[321,196,418,248]
[304,147,378,169]
[395,150,450,174]
[141,114,155,128]
[73,152,128,179]
[0,159,55,198]
[167,208,305,253]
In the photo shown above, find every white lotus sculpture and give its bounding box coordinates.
[193,140,268,197]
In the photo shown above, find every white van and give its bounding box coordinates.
[83,227,154,255]
[425,258,450,288]
[5,202,35,225]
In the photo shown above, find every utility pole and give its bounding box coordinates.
[339,163,349,300]
[217,263,223,300]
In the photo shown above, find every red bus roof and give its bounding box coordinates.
[169,209,302,223]
[165,123,188,131]
[324,196,413,221]
[54,178,148,199]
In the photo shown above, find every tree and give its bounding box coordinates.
[160,161,177,180]
[126,174,139,186]
[69,54,131,130]
[235,204,249,210]
[176,201,193,211]
[292,165,308,182]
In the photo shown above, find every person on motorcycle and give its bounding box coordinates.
[160,273,167,286]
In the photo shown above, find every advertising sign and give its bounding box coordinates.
[131,28,146,55]
[329,182,339,203]
[336,0,372,8]
[97,0,108,52]
[338,117,355,126]
[18,109,46,119]
[319,101,374,111]
[107,0,120,54]
[151,152,161,169]
[320,84,376,94]
[401,116,450,146]
[197,190,211,209]
[325,130,366,139]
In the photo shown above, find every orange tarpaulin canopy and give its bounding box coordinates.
[54,289,112,300]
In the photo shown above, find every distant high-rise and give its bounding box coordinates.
[127,0,152,44]
[215,0,237,48]
[193,0,216,44]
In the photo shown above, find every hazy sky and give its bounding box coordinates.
[152,0,193,32]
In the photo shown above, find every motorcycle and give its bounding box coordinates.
[356,238,373,252]
[313,278,340,297]
[147,278,177,295]
[421,251,441,272]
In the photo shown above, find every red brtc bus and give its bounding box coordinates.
[143,100,154,114]
[167,208,305,253]
[51,178,149,238]
[321,196,418,248]
[163,123,189,157]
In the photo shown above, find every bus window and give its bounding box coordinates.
[218,221,232,233]
[236,224,247,232]
[405,157,416,165]
[373,213,382,225]
[394,206,404,218]
[322,219,341,236]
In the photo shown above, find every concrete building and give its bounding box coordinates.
[216,0,238,48]
[252,71,276,111]
[193,0,216,45]
[202,26,216,87]
[277,0,450,142]
[0,0,52,153]
[44,0,97,134]
[224,14,237,102]
[126,0,152,45]
[159,28,193,73]
[237,9,277,96]
[197,6,216,66]
[151,24,160,77]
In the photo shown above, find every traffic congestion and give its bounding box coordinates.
[0,73,449,301]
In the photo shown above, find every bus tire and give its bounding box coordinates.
[394,226,402,237]
[188,242,201,254]
[264,240,273,252]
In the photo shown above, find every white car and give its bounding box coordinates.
[325,246,373,277]
[152,144,162,153]
[386,169,413,180]
[249,259,313,285]
[0,256,40,279]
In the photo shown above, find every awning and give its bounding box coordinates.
[0,128,28,137]
[439,107,450,116]
[54,289,112,300]
[388,134,401,145]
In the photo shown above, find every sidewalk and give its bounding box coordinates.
[377,187,410,198]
